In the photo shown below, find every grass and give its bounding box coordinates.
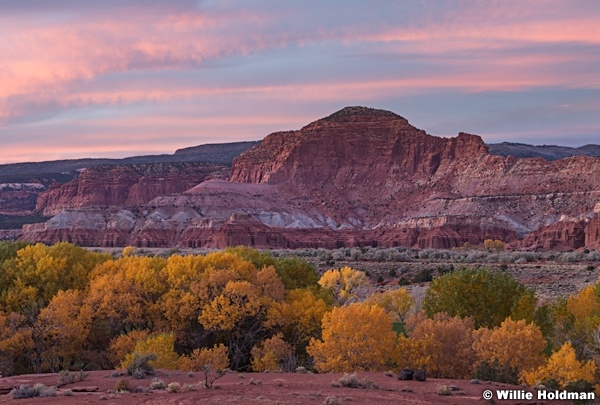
[332,373,377,389]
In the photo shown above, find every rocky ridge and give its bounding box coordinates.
[0,141,258,230]
[36,162,229,216]
[21,107,600,250]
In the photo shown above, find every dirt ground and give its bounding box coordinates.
[0,369,577,404]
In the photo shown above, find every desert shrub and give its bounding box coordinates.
[323,396,340,405]
[10,384,57,399]
[131,368,147,379]
[541,378,560,390]
[333,373,376,389]
[57,369,88,386]
[436,264,454,275]
[389,269,397,277]
[167,382,181,393]
[182,383,198,391]
[34,384,56,397]
[150,378,167,390]
[126,353,157,377]
[63,389,73,396]
[115,378,130,392]
[436,385,452,395]
[398,276,411,286]
[412,268,433,283]
[10,384,37,399]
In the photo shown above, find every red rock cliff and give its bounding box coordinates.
[22,107,600,250]
[36,162,228,215]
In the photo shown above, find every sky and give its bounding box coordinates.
[1,0,599,163]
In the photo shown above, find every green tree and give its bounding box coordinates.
[423,267,536,328]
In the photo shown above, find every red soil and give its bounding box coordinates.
[0,369,571,404]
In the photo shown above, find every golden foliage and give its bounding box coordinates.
[318,267,368,305]
[365,288,413,323]
[120,333,180,370]
[522,342,596,387]
[567,285,600,325]
[483,239,505,251]
[84,272,146,332]
[307,303,396,372]
[474,318,546,374]
[251,333,293,372]
[108,330,150,367]
[199,281,262,332]
[396,335,435,372]
[122,246,136,257]
[179,344,229,387]
[398,313,476,379]
[39,290,93,370]
[267,288,329,347]
[2,243,109,309]
[0,311,30,373]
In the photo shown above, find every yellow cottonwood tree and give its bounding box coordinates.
[267,288,329,348]
[398,313,476,379]
[0,311,30,375]
[365,288,413,323]
[39,290,93,372]
[473,318,546,376]
[522,342,596,387]
[108,330,150,368]
[251,333,293,372]
[307,303,396,372]
[318,267,368,305]
[179,344,229,387]
[120,333,180,370]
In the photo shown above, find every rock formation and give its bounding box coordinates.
[21,107,600,250]
[36,162,229,216]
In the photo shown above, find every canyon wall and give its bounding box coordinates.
[22,107,600,250]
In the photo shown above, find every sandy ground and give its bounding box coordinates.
[0,369,576,404]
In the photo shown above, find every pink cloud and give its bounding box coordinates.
[1,1,599,163]
[2,1,598,122]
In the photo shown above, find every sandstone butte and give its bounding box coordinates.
[20,106,600,251]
